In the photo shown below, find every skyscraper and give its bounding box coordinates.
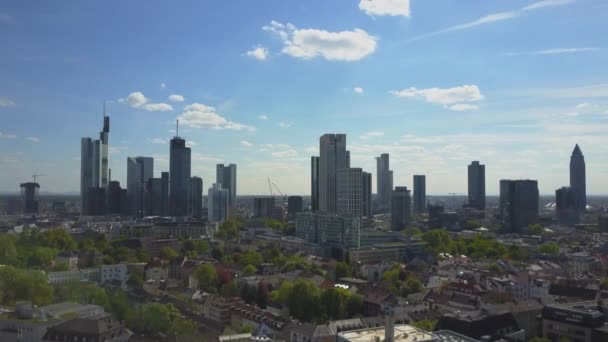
[555,186,579,225]
[569,144,586,212]
[107,180,128,215]
[80,113,111,215]
[208,183,228,223]
[287,196,304,220]
[216,164,237,209]
[362,171,372,218]
[127,156,153,217]
[376,153,393,212]
[161,172,169,216]
[391,187,411,231]
[189,177,203,219]
[468,161,485,210]
[500,180,539,233]
[319,134,348,213]
[413,175,426,213]
[311,156,320,212]
[337,167,363,217]
[145,178,163,216]
[80,137,94,213]
[20,182,40,214]
[100,115,110,188]
[253,197,276,219]
[169,124,191,217]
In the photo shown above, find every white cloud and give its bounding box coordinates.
[241,140,253,147]
[186,141,197,147]
[147,138,168,145]
[390,85,483,111]
[119,91,173,112]
[508,47,598,56]
[449,103,479,111]
[0,132,17,139]
[354,87,364,94]
[177,103,255,131]
[245,45,269,60]
[168,94,185,102]
[522,0,575,11]
[259,143,298,158]
[26,136,40,143]
[160,83,166,89]
[359,0,411,17]
[262,21,377,61]
[279,122,293,128]
[360,131,384,140]
[0,96,15,107]
[272,149,298,158]
[305,146,317,154]
[109,146,128,154]
[575,103,590,109]
[258,115,269,120]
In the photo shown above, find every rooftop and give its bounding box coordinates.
[337,324,435,342]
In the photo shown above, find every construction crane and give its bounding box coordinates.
[268,178,274,197]
[32,174,46,183]
[272,181,287,206]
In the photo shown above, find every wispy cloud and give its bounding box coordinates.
[279,122,293,128]
[354,87,364,94]
[241,140,253,147]
[245,45,269,61]
[258,115,269,120]
[0,97,15,107]
[147,138,168,145]
[0,132,17,139]
[26,136,40,143]
[522,0,575,11]
[359,0,411,17]
[360,131,384,140]
[177,103,255,131]
[168,94,185,102]
[390,84,483,111]
[507,47,599,56]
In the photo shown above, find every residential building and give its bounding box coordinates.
[376,153,393,212]
[216,163,237,209]
[319,134,348,213]
[311,156,320,212]
[570,144,587,212]
[295,212,361,248]
[467,161,485,210]
[391,187,411,231]
[413,175,426,214]
[189,176,203,219]
[287,196,303,220]
[337,167,363,217]
[43,313,131,342]
[499,180,539,233]
[127,156,153,216]
[100,264,128,284]
[362,171,372,218]
[208,183,229,223]
[169,129,191,216]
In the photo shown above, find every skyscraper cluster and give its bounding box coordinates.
[80,114,111,215]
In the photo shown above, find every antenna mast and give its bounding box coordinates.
[176,119,179,137]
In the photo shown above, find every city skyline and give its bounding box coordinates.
[1,0,608,195]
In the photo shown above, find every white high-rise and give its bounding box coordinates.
[319,134,348,213]
[208,183,229,223]
[376,153,393,212]
[216,164,237,209]
[337,167,363,217]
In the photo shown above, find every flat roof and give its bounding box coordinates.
[338,324,435,342]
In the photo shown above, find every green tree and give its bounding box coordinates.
[240,251,263,267]
[243,264,257,276]
[335,262,352,279]
[159,246,179,260]
[0,266,53,306]
[192,263,218,292]
[528,338,551,342]
[345,294,363,317]
[538,242,560,255]
[286,280,321,322]
[127,273,144,288]
[528,224,545,236]
[27,247,57,268]
[411,319,437,332]
[168,317,196,335]
[320,288,345,320]
[140,303,180,335]
[220,281,239,298]
[0,235,18,266]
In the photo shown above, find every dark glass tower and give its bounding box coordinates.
[169,124,191,217]
[413,175,426,213]
[499,179,539,233]
[311,156,320,211]
[468,161,485,210]
[569,144,586,212]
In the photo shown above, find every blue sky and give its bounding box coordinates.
[1,0,607,195]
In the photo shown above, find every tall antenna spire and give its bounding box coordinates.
[176,119,179,137]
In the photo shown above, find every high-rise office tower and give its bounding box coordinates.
[376,153,393,212]
[169,123,191,217]
[468,161,486,210]
[189,177,203,219]
[216,164,237,208]
[362,171,372,218]
[127,156,153,217]
[107,180,128,215]
[20,182,40,214]
[413,175,426,213]
[391,187,411,231]
[499,180,539,233]
[569,144,586,212]
[287,196,304,220]
[555,186,579,225]
[92,139,101,188]
[319,134,348,213]
[311,156,320,212]
[346,151,351,168]
[145,178,163,216]
[161,172,169,216]
[337,167,363,217]
[208,183,228,223]
[100,115,110,188]
[253,197,276,219]
[80,138,94,213]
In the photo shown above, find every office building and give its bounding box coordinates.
[311,156,320,212]
[362,171,372,218]
[467,161,485,210]
[145,178,163,216]
[376,153,393,212]
[127,156,153,217]
[208,183,229,223]
[86,187,106,216]
[413,175,426,213]
[189,176,203,219]
[99,115,110,188]
[541,302,607,342]
[107,181,127,215]
[391,187,411,232]
[319,134,348,213]
[169,127,191,217]
[253,197,275,219]
[499,180,539,233]
[428,204,445,229]
[570,144,586,212]
[216,164,237,208]
[80,137,94,214]
[337,167,363,217]
[20,182,40,214]
[287,196,303,220]
[160,172,169,216]
[555,186,580,225]
[80,114,110,215]
[92,139,101,188]
[295,212,361,248]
